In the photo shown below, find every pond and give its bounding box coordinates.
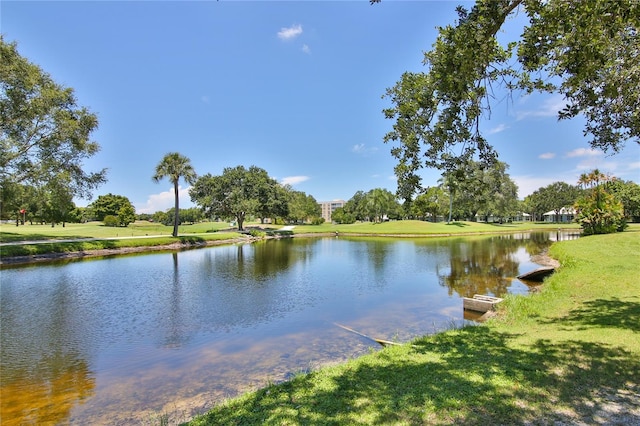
[0,231,578,425]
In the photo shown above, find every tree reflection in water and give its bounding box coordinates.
[1,354,95,426]
[433,232,576,298]
[440,235,522,298]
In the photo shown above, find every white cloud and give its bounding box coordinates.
[352,143,378,155]
[277,24,303,40]
[280,175,309,186]
[565,148,602,158]
[575,159,617,173]
[488,123,508,134]
[516,94,566,121]
[302,44,311,54]
[135,186,194,214]
[629,161,640,170]
[539,152,556,160]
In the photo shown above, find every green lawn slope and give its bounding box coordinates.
[186,230,640,425]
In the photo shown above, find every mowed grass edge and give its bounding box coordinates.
[185,229,640,425]
[1,220,587,259]
[0,221,241,258]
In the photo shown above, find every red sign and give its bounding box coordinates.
[20,209,26,214]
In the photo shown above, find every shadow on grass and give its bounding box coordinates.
[546,297,640,333]
[190,327,640,425]
[446,222,470,227]
[268,230,293,237]
[0,232,92,243]
[177,236,206,244]
[0,240,120,258]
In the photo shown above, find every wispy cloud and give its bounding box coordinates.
[565,148,602,158]
[277,24,303,41]
[352,143,378,155]
[516,94,566,121]
[576,159,617,173]
[352,143,366,153]
[135,186,193,214]
[539,152,556,160]
[280,175,309,186]
[488,123,508,134]
[301,44,311,54]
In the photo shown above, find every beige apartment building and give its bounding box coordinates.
[319,200,346,223]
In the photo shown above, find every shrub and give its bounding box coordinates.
[575,189,625,235]
[310,217,325,225]
[103,215,119,227]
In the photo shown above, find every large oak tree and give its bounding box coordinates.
[190,165,282,231]
[0,38,107,209]
[380,0,639,198]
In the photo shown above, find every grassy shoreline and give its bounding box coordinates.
[0,220,584,265]
[184,229,640,425]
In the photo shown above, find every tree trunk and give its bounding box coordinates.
[173,180,180,237]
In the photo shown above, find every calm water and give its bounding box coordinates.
[0,232,578,425]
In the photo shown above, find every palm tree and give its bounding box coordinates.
[153,152,197,237]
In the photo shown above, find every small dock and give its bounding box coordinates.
[462,294,503,313]
[517,266,555,282]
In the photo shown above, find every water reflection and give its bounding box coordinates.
[1,269,97,425]
[439,235,523,298]
[0,232,577,425]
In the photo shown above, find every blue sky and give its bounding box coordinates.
[3,1,639,214]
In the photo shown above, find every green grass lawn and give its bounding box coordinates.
[292,220,582,235]
[0,221,242,258]
[0,220,588,259]
[186,229,640,425]
[0,220,233,242]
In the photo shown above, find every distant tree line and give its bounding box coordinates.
[152,155,322,232]
[332,160,521,224]
[523,175,640,229]
[330,162,640,234]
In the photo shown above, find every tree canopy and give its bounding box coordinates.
[88,193,136,226]
[341,188,401,222]
[437,160,519,222]
[286,189,321,224]
[381,0,639,197]
[524,181,581,222]
[0,38,106,201]
[189,165,282,231]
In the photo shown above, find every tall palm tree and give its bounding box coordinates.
[153,152,197,237]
